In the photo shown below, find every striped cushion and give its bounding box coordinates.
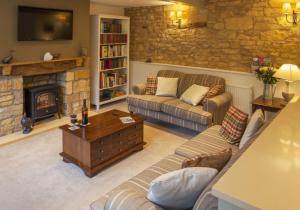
[220,106,248,145]
[175,125,239,158]
[128,105,210,132]
[107,154,185,197]
[105,189,163,210]
[145,76,157,95]
[127,95,174,112]
[178,74,225,97]
[201,85,224,105]
[161,99,212,125]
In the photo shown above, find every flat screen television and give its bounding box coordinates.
[18,6,73,41]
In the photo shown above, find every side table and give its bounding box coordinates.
[252,96,286,114]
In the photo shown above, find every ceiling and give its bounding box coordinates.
[90,0,175,7]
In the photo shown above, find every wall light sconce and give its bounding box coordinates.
[282,2,300,24]
[170,10,183,28]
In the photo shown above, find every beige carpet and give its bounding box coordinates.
[0,107,197,210]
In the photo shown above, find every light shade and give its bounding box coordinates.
[275,64,300,81]
[282,2,293,14]
[296,2,300,13]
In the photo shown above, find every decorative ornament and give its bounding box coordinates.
[21,113,33,134]
[43,52,54,61]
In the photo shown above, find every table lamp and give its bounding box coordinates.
[275,64,300,102]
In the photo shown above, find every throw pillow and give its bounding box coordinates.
[220,106,248,145]
[201,85,224,105]
[239,109,264,149]
[145,76,157,95]
[180,84,210,106]
[181,148,232,172]
[155,77,179,97]
[147,167,218,210]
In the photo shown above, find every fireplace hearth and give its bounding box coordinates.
[24,84,61,123]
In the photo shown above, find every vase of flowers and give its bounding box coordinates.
[255,67,279,100]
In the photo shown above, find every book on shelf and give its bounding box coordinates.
[100,89,127,102]
[100,45,127,58]
[100,58,127,70]
[100,34,127,44]
[100,72,127,89]
[101,21,122,33]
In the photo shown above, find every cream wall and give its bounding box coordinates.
[90,2,124,15]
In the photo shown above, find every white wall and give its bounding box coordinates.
[90,2,124,15]
[130,61,300,100]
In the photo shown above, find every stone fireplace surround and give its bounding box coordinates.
[0,57,90,137]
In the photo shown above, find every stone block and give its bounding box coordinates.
[225,17,253,30]
[0,78,12,92]
[74,70,90,80]
[12,77,23,90]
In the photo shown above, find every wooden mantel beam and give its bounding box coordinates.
[0,57,88,77]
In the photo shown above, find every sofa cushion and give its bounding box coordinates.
[105,189,163,210]
[181,148,232,172]
[178,74,225,97]
[147,168,218,210]
[106,154,186,197]
[145,76,157,95]
[156,77,179,97]
[127,95,173,112]
[175,125,238,158]
[180,84,210,106]
[161,99,212,125]
[220,106,248,145]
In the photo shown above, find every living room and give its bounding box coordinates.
[0,0,300,210]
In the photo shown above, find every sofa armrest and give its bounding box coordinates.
[203,92,232,125]
[132,83,146,95]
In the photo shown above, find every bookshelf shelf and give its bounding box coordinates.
[100,83,127,91]
[91,15,130,110]
[100,67,126,72]
[100,56,127,60]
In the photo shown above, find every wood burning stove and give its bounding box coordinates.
[24,84,60,123]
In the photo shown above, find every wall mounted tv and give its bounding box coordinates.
[18,6,73,41]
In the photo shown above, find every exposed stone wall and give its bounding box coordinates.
[58,68,90,116]
[125,0,300,72]
[0,76,23,136]
[0,67,90,137]
[23,74,57,89]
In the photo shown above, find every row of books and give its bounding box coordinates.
[101,21,122,33]
[100,89,126,102]
[100,45,127,58]
[100,58,127,70]
[100,72,127,89]
[100,34,127,44]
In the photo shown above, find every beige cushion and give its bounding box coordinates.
[180,84,210,106]
[147,168,218,210]
[156,77,179,97]
[239,109,264,149]
[105,189,163,210]
[182,148,232,172]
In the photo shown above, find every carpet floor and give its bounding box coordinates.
[0,109,197,210]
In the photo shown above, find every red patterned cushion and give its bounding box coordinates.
[201,85,224,105]
[145,76,157,95]
[220,106,248,145]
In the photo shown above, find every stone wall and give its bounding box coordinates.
[58,68,90,116]
[125,0,300,72]
[0,76,23,136]
[0,67,90,137]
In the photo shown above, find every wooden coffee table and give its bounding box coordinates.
[59,109,144,177]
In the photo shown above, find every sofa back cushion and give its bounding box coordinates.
[157,70,225,98]
[178,74,225,97]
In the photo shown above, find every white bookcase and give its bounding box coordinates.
[90,15,130,110]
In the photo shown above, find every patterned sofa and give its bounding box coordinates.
[90,121,269,210]
[127,70,232,132]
